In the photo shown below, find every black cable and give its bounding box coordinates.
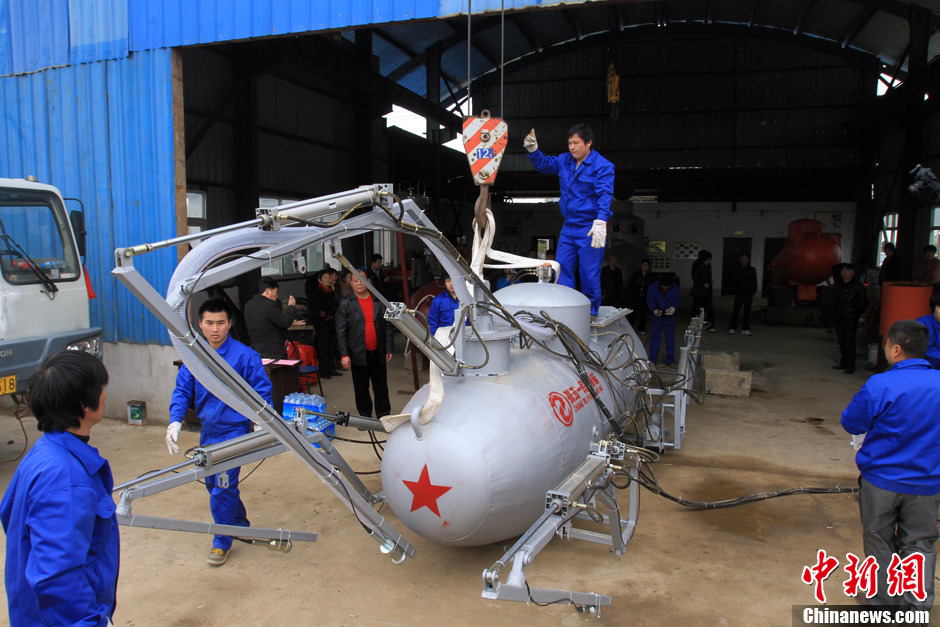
[628,466,858,510]
[330,434,388,445]
[1,396,30,464]
[524,578,586,610]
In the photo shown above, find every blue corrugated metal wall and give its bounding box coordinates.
[127,0,443,52]
[69,0,128,64]
[1,0,582,76]
[0,0,578,344]
[4,0,70,75]
[0,48,177,344]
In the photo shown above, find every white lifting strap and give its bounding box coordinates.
[470,208,560,281]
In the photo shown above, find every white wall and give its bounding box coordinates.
[632,201,856,292]
[102,342,180,422]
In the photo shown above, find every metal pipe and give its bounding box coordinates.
[274,187,378,222]
[484,501,561,582]
[116,218,264,259]
[113,457,196,492]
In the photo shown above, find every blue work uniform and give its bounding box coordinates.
[528,148,615,316]
[647,281,680,364]
[427,291,460,335]
[169,337,272,550]
[842,358,940,494]
[841,358,940,608]
[1,431,119,627]
[916,313,940,369]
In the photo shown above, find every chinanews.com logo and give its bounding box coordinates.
[794,550,931,626]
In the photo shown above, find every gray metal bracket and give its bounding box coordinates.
[480,442,641,616]
[644,313,704,451]
[114,424,336,549]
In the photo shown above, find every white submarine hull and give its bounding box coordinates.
[381,283,645,546]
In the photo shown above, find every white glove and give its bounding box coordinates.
[253,422,263,432]
[587,219,607,248]
[654,309,662,317]
[665,307,676,316]
[523,128,538,153]
[165,422,182,455]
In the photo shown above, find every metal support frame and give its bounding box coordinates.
[114,421,333,548]
[480,441,640,616]
[112,187,524,567]
[644,313,704,451]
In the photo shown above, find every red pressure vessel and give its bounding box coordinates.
[770,219,843,287]
[880,282,932,338]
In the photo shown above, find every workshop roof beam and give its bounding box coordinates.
[562,9,583,39]
[374,29,463,91]
[386,16,502,83]
[511,15,541,52]
[793,0,818,35]
[842,7,878,48]
[748,0,761,29]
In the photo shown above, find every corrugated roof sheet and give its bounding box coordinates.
[68,0,129,64]
[0,49,178,344]
[4,0,70,75]
[127,0,444,52]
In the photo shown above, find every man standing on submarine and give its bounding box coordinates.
[524,123,615,319]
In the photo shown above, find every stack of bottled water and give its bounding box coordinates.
[281,393,334,445]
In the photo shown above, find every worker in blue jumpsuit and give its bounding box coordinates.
[1,350,119,627]
[647,275,681,366]
[426,276,461,335]
[842,320,940,609]
[167,298,272,566]
[915,289,940,368]
[525,123,615,317]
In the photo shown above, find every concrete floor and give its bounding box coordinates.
[0,312,874,626]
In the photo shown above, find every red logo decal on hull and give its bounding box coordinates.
[548,391,574,426]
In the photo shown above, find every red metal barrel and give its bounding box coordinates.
[880,282,932,338]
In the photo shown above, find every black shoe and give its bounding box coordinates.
[320,373,334,379]
[832,364,845,370]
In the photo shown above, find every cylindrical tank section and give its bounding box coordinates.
[771,219,842,286]
[496,282,592,348]
[381,283,645,546]
[880,282,932,338]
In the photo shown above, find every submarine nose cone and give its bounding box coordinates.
[381,421,491,545]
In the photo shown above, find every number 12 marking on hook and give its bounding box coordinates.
[475,148,494,159]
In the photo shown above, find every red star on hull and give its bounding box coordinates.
[402,464,452,518]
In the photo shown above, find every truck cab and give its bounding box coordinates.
[0,178,101,396]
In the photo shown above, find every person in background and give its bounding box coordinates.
[916,289,940,369]
[841,320,940,610]
[167,298,272,566]
[337,268,354,299]
[307,268,340,379]
[495,269,514,290]
[336,270,394,418]
[691,250,717,333]
[647,274,680,367]
[728,253,757,336]
[366,254,388,297]
[600,254,624,307]
[1,351,118,627]
[879,242,902,284]
[427,276,461,335]
[627,259,653,334]
[832,264,868,374]
[524,123,615,318]
[912,245,940,285]
[244,277,301,359]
